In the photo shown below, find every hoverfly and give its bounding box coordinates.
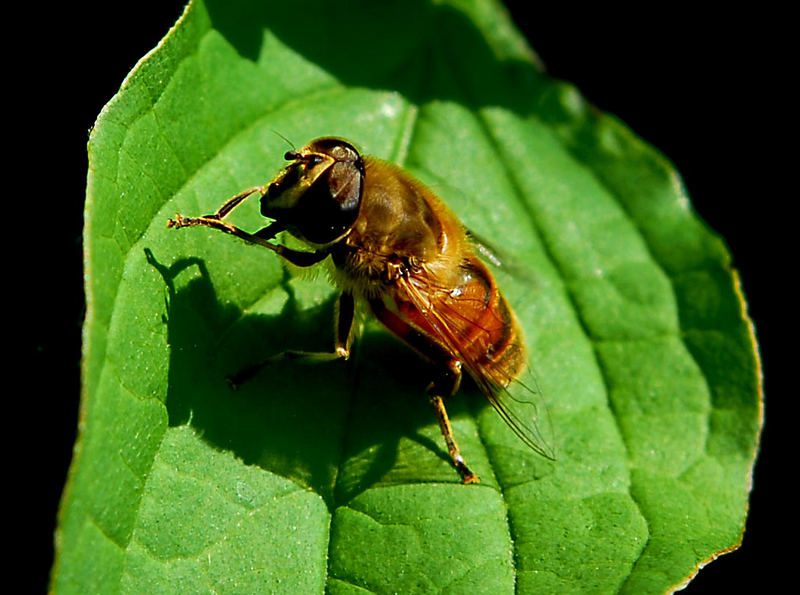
[168,137,553,483]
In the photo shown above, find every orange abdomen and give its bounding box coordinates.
[396,255,526,387]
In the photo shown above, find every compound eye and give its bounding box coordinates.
[284,150,301,161]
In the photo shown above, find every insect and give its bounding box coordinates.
[168,137,553,483]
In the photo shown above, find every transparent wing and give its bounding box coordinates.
[397,268,555,460]
[481,359,555,460]
[465,228,538,285]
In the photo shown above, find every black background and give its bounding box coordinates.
[33,1,783,591]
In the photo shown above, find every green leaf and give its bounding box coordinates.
[56,0,762,592]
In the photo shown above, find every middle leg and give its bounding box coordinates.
[228,292,355,387]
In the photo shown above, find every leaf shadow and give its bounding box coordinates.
[205,0,546,115]
[145,248,465,510]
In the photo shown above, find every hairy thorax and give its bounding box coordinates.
[330,158,466,297]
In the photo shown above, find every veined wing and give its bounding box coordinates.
[396,260,555,460]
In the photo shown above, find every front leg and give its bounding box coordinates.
[168,188,327,267]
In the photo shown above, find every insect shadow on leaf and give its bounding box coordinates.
[145,248,470,507]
